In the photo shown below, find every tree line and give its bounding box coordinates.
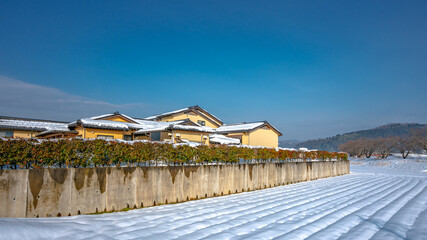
[295,123,426,152]
[338,127,427,159]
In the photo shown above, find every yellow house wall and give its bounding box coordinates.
[247,126,279,148]
[101,116,130,123]
[75,127,133,140]
[12,130,39,139]
[160,112,220,128]
[224,127,279,148]
[173,130,210,145]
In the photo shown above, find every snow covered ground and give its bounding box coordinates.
[1,156,426,240]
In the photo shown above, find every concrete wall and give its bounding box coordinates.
[0,160,349,218]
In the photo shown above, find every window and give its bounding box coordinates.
[197,120,206,126]
[97,135,114,140]
[124,135,133,141]
[0,130,13,137]
[150,132,161,141]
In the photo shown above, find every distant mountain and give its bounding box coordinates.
[295,123,426,152]
[279,139,301,148]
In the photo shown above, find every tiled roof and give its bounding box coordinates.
[0,116,69,132]
[216,121,282,136]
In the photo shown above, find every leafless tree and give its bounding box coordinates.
[394,136,418,159]
[339,126,427,160]
[373,137,396,159]
[362,138,377,158]
[339,140,359,157]
[339,138,376,158]
[412,127,427,152]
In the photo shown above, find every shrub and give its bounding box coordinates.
[0,138,348,169]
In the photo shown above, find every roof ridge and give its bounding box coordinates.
[223,121,265,126]
[144,106,190,119]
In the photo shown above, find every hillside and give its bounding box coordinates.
[278,139,300,148]
[293,123,426,151]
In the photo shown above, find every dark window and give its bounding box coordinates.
[150,132,161,141]
[124,135,133,141]
[97,135,114,140]
[197,120,206,126]
[0,131,13,137]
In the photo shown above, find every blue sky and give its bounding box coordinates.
[1,0,426,140]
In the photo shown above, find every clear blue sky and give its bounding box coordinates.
[1,0,426,140]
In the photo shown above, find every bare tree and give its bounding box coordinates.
[354,139,366,158]
[374,137,396,159]
[339,126,427,160]
[361,138,376,158]
[394,136,418,159]
[339,138,375,158]
[412,127,427,152]
[339,140,359,157]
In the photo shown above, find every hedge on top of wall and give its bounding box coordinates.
[0,138,348,169]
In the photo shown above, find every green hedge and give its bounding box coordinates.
[0,139,348,169]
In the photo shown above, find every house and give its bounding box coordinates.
[216,121,282,148]
[143,106,282,148]
[144,105,223,128]
[1,106,282,148]
[67,112,184,141]
[67,112,142,140]
[133,120,214,145]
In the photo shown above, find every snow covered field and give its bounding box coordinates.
[1,156,426,240]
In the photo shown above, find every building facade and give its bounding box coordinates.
[0,105,282,148]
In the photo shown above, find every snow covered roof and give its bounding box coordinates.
[70,117,187,132]
[0,116,70,132]
[170,124,215,133]
[144,105,223,125]
[133,120,214,135]
[36,129,79,137]
[216,122,265,133]
[209,134,240,145]
[144,107,189,120]
[215,121,282,136]
[69,119,131,131]
[133,119,185,127]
